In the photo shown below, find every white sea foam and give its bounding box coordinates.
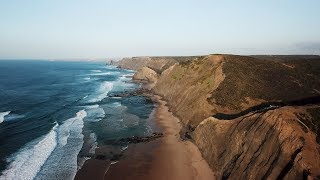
[34,110,87,180]
[77,132,97,170]
[119,74,133,81]
[121,145,128,151]
[57,110,87,147]
[110,161,118,165]
[109,77,136,92]
[0,111,10,123]
[0,124,58,180]
[105,65,117,70]
[83,77,91,81]
[112,102,122,107]
[89,72,111,76]
[90,70,102,73]
[126,73,135,76]
[86,105,105,122]
[86,104,99,109]
[3,114,25,122]
[120,73,135,79]
[88,133,98,154]
[89,81,113,103]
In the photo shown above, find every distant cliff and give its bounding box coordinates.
[117,54,320,179]
[112,56,200,73]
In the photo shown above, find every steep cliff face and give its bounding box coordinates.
[125,54,320,179]
[193,107,320,179]
[132,67,158,83]
[153,55,225,127]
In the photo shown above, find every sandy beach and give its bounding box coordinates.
[141,95,214,180]
[76,95,214,180]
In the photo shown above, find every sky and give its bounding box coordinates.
[0,0,319,59]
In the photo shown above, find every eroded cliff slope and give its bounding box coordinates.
[120,54,320,179]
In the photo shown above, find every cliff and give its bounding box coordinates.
[113,56,200,73]
[132,67,158,83]
[119,54,320,179]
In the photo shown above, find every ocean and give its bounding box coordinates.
[0,60,155,180]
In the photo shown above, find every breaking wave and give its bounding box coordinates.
[34,110,87,180]
[0,111,10,123]
[0,124,58,180]
[88,81,113,103]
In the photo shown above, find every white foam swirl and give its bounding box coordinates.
[34,110,87,180]
[86,105,105,122]
[90,70,102,73]
[0,111,10,123]
[0,124,58,180]
[89,81,113,103]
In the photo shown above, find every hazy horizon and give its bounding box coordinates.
[1,0,320,59]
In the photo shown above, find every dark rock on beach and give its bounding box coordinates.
[109,88,150,98]
[119,133,163,144]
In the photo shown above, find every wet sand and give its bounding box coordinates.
[141,95,214,180]
[75,95,214,180]
[75,158,110,180]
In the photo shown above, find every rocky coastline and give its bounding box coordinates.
[113,54,320,179]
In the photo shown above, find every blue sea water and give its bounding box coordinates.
[0,60,154,180]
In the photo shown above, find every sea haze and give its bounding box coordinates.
[0,60,155,180]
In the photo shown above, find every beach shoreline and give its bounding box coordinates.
[75,92,214,180]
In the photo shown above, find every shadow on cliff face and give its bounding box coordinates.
[213,96,320,120]
[193,107,320,179]
[212,96,320,143]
